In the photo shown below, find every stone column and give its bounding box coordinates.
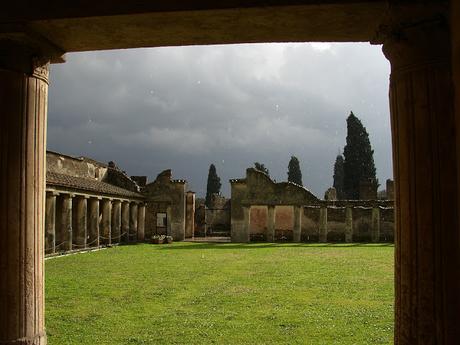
[137,203,146,242]
[61,194,73,251]
[87,198,100,248]
[129,202,138,242]
[73,196,88,249]
[344,207,353,243]
[242,206,251,243]
[371,207,380,243]
[166,206,172,237]
[45,192,57,255]
[101,199,112,245]
[293,206,302,243]
[266,205,275,242]
[380,13,460,344]
[318,206,327,243]
[121,201,130,243]
[111,200,121,244]
[0,42,56,344]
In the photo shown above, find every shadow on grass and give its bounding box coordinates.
[159,242,394,250]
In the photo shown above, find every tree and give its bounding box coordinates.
[333,154,345,199]
[205,164,221,207]
[254,162,269,176]
[343,111,377,199]
[287,156,302,185]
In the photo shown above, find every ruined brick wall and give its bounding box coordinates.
[143,170,186,241]
[105,168,139,192]
[327,207,346,242]
[302,206,320,242]
[230,168,318,242]
[47,151,106,180]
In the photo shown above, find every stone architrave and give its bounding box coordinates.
[379,11,460,343]
[266,205,275,242]
[101,199,112,245]
[0,47,52,345]
[111,200,122,244]
[293,206,302,243]
[45,192,57,254]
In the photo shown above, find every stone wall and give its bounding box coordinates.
[143,169,186,241]
[230,168,318,242]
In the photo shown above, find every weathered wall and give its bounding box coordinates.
[47,151,106,180]
[302,206,320,242]
[143,170,186,241]
[249,206,267,238]
[352,207,373,242]
[230,181,248,242]
[243,200,394,243]
[230,168,318,242]
[327,207,346,242]
[185,192,195,238]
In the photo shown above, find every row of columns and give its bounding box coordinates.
[241,205,382,243]
[44,191,146,255]
[242,205,302,242]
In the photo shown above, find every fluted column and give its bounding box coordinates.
[318,206,327,243]
[87,198,100,248]
[266,205,275,242]
[121,201,130,243]
[61,194,73,251]
[166,206,172,237]
[73,196,88,249]
[129,202,138,242]
[293,206,302,243]
[344,207,353,243]
[137,203,146,242]
[111,200,121,244]
[45,192,57,255]
[0,45,52,344]
[371,207,380,243]
[380,14,460,344]
[101,199,112,245]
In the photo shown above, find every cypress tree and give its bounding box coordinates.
[205,164,221,207]
[343,111,377,199]
[287,156,303,186]
[333,154,345,199]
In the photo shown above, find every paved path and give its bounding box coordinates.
[184,237,231,243]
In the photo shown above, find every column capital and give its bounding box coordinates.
[372,4,449,72]
[0,24,65,75]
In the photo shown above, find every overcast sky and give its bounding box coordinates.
[47,42,392,198]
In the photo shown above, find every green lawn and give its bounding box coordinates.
[45,243,394,344]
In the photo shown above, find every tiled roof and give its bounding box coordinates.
[47,172,143,199]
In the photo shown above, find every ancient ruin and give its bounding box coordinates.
[1,1,459,344]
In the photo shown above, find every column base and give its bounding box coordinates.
[1,333,47,345]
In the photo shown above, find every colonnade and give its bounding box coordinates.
[44,190,146,255]
[240,205,383,243]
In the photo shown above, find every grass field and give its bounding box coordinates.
[45,243,394,344]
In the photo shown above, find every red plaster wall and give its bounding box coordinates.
[275,206,294,230]
[250,206,267,234]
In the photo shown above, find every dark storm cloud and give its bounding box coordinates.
[47,43,391,197]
